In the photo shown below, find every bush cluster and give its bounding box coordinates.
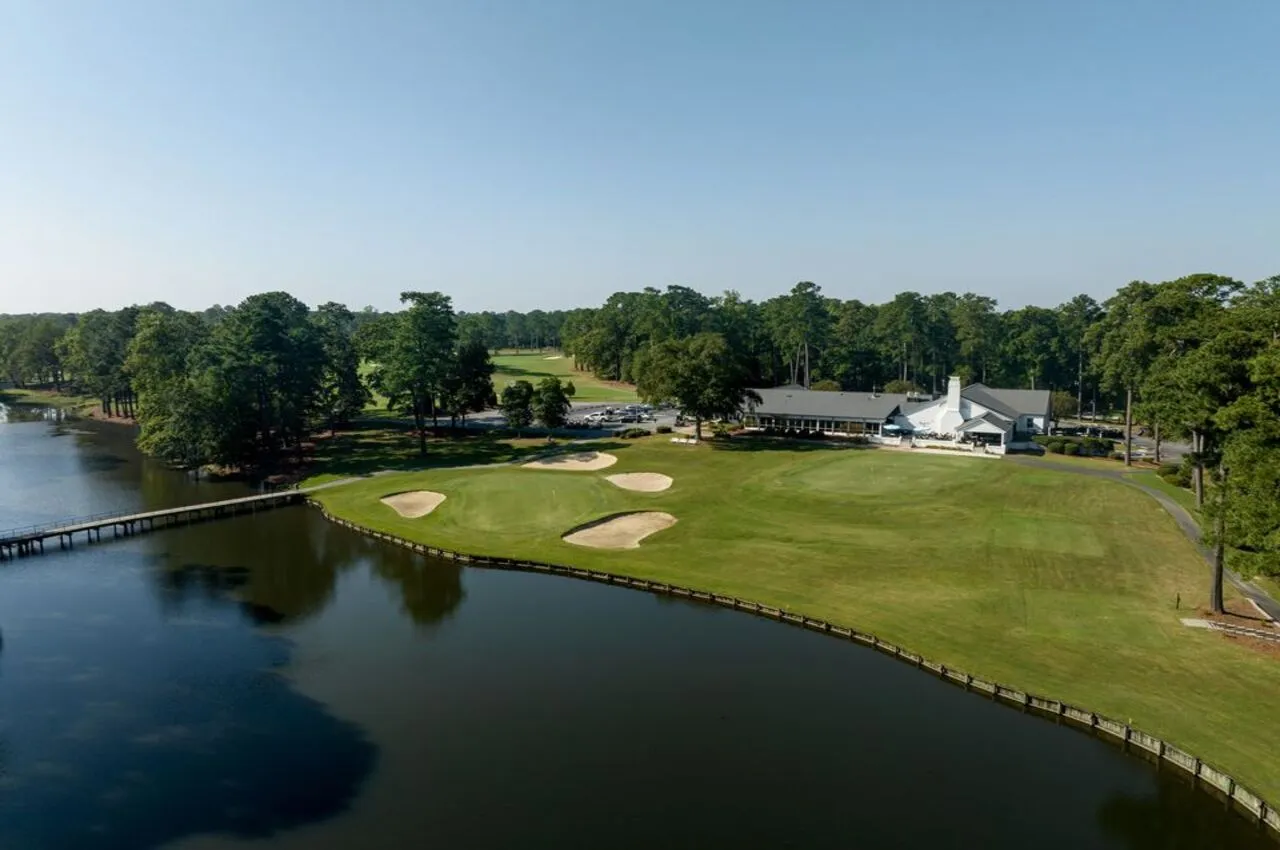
[755,426,826,439]
[750,427,870,444]
[655,424,673,434]
[1034,434,1115,457]
[1159,458,1194,488]
[618,427,649,439]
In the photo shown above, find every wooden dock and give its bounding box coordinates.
[0,489,316,559]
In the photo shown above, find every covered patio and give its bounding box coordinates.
[957,413,1012,446]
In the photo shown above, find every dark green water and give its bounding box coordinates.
[0,405,1274,849]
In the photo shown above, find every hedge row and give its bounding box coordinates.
[751,427,870,444]
[1033,434,1116,457]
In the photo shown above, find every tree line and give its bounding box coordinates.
[556,283,1108,403]
[0,292,501,469]
[550,274,1280,609]
[5,272,1280,603]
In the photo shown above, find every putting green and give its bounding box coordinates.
[313,439,1280,802]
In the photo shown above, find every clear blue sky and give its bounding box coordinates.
[2,0,1277,315]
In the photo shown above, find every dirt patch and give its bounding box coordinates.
[605,472,673,492]
[380,490,447,518]
[523,451,618,472]
[1197,603,1280,658]
[563,512,677,549]
[1200,601,1277,630]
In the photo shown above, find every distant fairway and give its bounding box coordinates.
[491,351,638,402]
[358,351,636,416]
[313,440,1280,802]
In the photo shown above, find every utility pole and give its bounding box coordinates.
[803,337,810,390]
[1123,387,1133,467]
[1076,346,1084,420]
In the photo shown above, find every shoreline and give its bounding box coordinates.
[0,389,137,426]
[306,497,1280,837]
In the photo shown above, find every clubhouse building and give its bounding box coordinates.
[743,377,1051,450]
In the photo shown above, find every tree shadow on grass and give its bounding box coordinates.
[491,363,552,379]
[309,427,632,480]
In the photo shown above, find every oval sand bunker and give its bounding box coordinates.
[380,490,447,518]
[605,472,673,492]
[523,451,618,472]
[563,512,677,549]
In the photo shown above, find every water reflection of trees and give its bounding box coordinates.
[1097,776,1276,850]
[154,511,349,623]
[151,508,466,628]
[0,403,64,424]
[370,545,466,629]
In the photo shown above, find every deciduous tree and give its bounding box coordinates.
[532,377,572,430]
[635,332,759,440]
[499,380,535,435]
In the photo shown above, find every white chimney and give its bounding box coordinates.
[946,376,962,412]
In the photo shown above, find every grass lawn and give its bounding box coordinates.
[1130,470,1200,516]
[312,438,1280,802]
[0,386,98,414]
[1254,574,1280,602]
[359,351,637,416]
[491,351,637,402]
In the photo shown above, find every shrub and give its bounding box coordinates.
[1081,437,1113,456]
[1032,435,1055,447]
[848,435,870,445]
[1063,442,1081,456]
[619,427,649,439]
[655,424,672,434]
[1046,440,1066,454]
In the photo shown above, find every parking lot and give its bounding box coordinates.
[461,400,681,438]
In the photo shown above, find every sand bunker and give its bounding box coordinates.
[605,472,673,492]
[563,512,677,549]
[380,490,447,518]
[542,355,564,360]
[523,451,618,471]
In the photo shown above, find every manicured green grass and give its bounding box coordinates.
[314,439,1280,801]
[1254,574,1280,601]
[359,351,637,416]
[491,351,637,402]
[1130,470,1200,516]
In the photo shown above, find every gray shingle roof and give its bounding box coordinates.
[963,383,1050,419]
[748,387,909,422]
[958,412,1013,432]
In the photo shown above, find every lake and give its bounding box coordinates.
[0,405,1273,849]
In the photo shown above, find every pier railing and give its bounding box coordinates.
[308,499,1280,839]
[0,489,310,557]
[0,510,127,544]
